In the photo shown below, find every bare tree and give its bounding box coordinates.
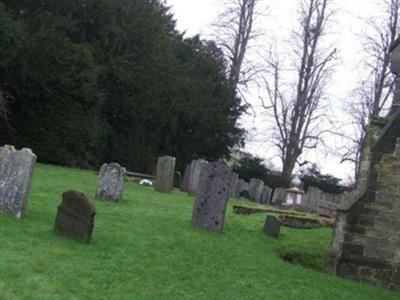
[341,0,400,177]
[261,0,336,186]
[214,0,264,94]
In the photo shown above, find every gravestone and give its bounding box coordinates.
[180,164,191,192]
[235,179,249,198]
[0,145,15,167]
[54,190,96,244]
[260,185,272,204]
[95,162,126,203]
[154,156,176,193]
[248,178,264,202]
[271,188,287,205]
[191,162,232,233]
[188,159,208,196]
[264,215,281,237]
[229,172,239,199]
[303,186,323,213]
[0,147,36,218]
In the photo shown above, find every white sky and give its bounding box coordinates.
[165,0,384,182]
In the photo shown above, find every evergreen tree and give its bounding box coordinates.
[0,0,247,172]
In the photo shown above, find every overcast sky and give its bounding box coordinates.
[165,0,384,182]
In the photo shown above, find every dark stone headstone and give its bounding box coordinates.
[0,147,36,218]
[54,190,96,244]
[264,215,281,237]
[191,162,232,233]
[180,164,191,192]
[95,162,126,203]
[155,156,176,193]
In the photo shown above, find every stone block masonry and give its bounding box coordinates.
[326,114,400,291]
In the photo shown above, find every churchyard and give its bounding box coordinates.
[0,163,399,299]
[2,0,400,298]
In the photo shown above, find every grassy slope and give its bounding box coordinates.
[0,164,397,300]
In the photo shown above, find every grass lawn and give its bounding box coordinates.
[0,164,397,300]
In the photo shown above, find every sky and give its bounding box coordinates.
[165,0,384,182]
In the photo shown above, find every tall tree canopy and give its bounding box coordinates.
[0,0,246,173]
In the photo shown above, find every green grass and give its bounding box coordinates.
[0,164,397,300]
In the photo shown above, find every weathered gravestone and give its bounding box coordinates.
[248,178,264,202]
[54,190,96,244]
[188,159,208,196]
[0,147,36,218]
[180,164,191,192]
[302,186,323,213]
[155,156,176,193]
[95,162,126,203]
[191,162,232,233]
[271,188,288,205]
[264,215,281,238]
[260,185,272,204]
[235,179,249,198]
[229,172,239,199]
[0,145,15,167]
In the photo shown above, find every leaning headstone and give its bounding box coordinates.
[264,215,281,237]
[54,190,96,244]
[95,162,126,203]
[235,179,249,197]
[260,185,272,204]
[192,162,232,233]
[0,148,36,218]
[271,188,287,205]
[180,164,191,192]
[154,156,176,193]
[188,159,208,196]
[229,172,239,198]
[248,178,264,202]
